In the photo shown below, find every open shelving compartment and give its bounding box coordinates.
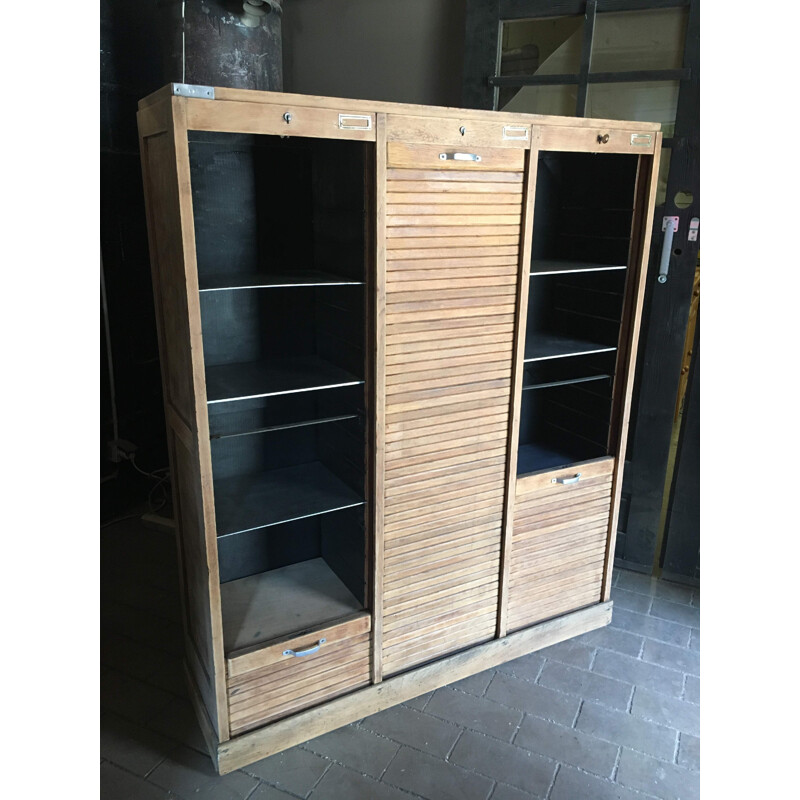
[518,149,640,476]
[188,130,373,655]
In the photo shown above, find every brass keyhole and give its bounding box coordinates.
[597,133,609,144]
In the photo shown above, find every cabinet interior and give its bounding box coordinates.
[188,131,371,653]
[519,150,639,475]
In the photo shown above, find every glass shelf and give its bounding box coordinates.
[199,270,364,292]
[531,259,627,276]
[210,413,358,441]
[517,441,605,475]
[214,461,365,538]
[523,374,611,391]
[524,334,617,362]
[220,558,365,652]
[205,356,363,404]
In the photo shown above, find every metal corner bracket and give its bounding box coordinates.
[172,83,215,100]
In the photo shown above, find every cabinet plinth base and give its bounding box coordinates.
[195,601,612,774]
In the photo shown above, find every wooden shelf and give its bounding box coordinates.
[524,334,617,363]
[199,270,364,291]
[214,462,365,537]
[530,260,627,276]
[205,356,363,404]
[220,558,364,652]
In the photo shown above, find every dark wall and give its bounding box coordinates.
[282,0,466,106]
[101,0,168,516]
[100,1,282,518]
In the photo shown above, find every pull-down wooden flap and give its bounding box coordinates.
[509,458,615,632]
[379,141,526,676]
[226,613,371,736]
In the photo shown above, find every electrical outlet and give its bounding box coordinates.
[107,439,138,463]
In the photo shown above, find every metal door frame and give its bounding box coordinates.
[463,0,700,573]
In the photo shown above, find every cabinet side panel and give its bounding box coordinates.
[143,132,197,427]
[380,142,524,676]
[139,121,227,740]
[603,144,662,598]
[173,432,220,729]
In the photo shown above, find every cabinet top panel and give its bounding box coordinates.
[138,84,661,133]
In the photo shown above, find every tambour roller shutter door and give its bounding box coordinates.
[380,141,526,675]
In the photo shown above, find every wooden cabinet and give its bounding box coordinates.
[137,85,660,774]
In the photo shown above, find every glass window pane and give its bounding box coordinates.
[500,16,584,77]
[500,84,577,115]
[586,81,679,137]
[590,8,688,72]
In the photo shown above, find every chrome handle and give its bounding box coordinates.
[439,152,482,162]
[338,114,372,130]
[659,217,677,284]
[503,125,529,141]
[553,473,582,485]
[283,638,326,657]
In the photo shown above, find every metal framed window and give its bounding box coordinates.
[463,0,701,573]
[490,0,690,144]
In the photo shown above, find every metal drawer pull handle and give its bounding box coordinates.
[553,473,582,485]
[283,638,326,657]
[439,152,482,162]
[338,114,372,130]
[658,217,678,284]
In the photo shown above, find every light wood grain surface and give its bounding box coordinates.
[379,136,523,676]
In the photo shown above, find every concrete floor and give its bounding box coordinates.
[101,517,699,800]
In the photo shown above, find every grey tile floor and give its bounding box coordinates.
[101,518,699,800]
